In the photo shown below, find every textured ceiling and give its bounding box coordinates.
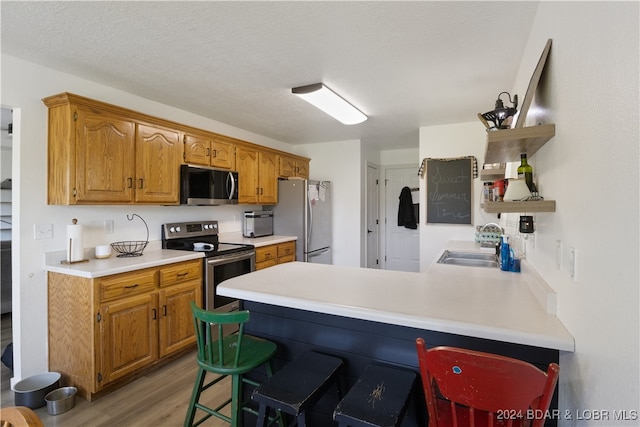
[1,1,539,150]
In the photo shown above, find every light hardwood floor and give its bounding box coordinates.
[1,313,233,426]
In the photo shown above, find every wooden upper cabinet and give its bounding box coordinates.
[183,133,236,170]
[183,133,210,166]
[279,155,310,179]
[236,147,278,205]
[43,93,180,205]
[135,123,180,204]
[211,136,236,170]
[74,108,136,203]
[259,151,278,204]
[43,93,308,206]
[237,146,260,203]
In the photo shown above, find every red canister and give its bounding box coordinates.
[493,179,506,201]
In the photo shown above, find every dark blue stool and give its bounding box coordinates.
[333,364,416,427]
[252,351,344,427]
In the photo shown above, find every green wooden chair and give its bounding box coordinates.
[185,301,281,427]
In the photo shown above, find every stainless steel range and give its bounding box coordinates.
[161,220,255,313]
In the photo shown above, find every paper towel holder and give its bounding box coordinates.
[61,218,89,265]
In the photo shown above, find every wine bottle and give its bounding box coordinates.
[517,153,534,191]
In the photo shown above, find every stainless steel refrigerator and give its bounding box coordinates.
[271,179,332,264]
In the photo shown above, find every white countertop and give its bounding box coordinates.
[44,241,204,278]
[218,242,574,352]
[218,231,297,247]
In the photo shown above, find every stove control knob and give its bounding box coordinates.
[169,227,176,233]
[176,226,181,232]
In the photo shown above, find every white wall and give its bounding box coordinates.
[0,54,301,383]
[509,3,639,424]
[418,122,498,271]
[296,140,363,267]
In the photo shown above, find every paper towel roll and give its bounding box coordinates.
[67,219,84,263]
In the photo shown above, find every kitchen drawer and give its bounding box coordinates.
[256,246,278,263]
[256,259,278,271]
[277,241,296,259]
[99,269,158,303]
[159,259,202,288]
[278,254,295,264]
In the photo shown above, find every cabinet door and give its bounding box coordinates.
[278,155,296,178]
[237,146,260,204]
[135,123,181,204]
[75,108,135,203]
[295,159,310,179]
[211,137,236,170]
[183,133,211,166]
[99,293,158,386]
[258,151,278,204]
[158,280,201,357]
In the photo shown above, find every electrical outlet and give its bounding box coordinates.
[555,240,562,270]
[569,247,578,282]
[34,223,53,240]
[104,219,114,234]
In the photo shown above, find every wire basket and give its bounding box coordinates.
[111,241,148,257]
[111,214,149,257]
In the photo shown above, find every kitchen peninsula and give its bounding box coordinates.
[218,242,574,426]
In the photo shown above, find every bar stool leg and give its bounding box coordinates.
[296,412,307,427]
[184,368,206,427]
[231,373,242,427]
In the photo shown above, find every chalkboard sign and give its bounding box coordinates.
[425,158,472,224]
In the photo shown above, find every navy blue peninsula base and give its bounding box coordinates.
[242,301,559,427]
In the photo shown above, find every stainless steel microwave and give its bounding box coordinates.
[180,165,238,205]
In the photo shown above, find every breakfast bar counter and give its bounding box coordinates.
[218,258,574,352]
[219,245,572,426]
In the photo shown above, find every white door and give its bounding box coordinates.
[385,167,420,272]
[366,165,379,268]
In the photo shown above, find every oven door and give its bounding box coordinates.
[204,250,255,313]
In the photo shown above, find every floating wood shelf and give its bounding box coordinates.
[480,168,505,181]
[482,200,556,213]
[484,124,555,164]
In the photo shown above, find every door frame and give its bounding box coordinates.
[365,163,380,269]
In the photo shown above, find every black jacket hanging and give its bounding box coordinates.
[397,186,417,229]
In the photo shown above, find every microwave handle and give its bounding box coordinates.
[227,172,236,200]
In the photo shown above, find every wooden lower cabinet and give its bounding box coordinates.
[99,293,159,385]
[255,241,296,270]
[48,259,202,400]
[158,280,201,357]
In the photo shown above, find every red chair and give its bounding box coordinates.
[415,338,559,427]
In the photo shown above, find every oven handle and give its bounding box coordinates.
[206,250,255,267]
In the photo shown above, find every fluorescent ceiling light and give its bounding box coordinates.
[292,83,367,125]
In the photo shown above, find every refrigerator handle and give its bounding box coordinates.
[307,186,313,244]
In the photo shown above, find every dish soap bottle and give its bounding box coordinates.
[517,153,534,191]
[500,235,511,271]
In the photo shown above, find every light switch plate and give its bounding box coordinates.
[555,240,562,270]
[104,219,114,234]
[569,247,578,282]
[34,223,53,240]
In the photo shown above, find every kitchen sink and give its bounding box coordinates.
[437,250,499,268]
